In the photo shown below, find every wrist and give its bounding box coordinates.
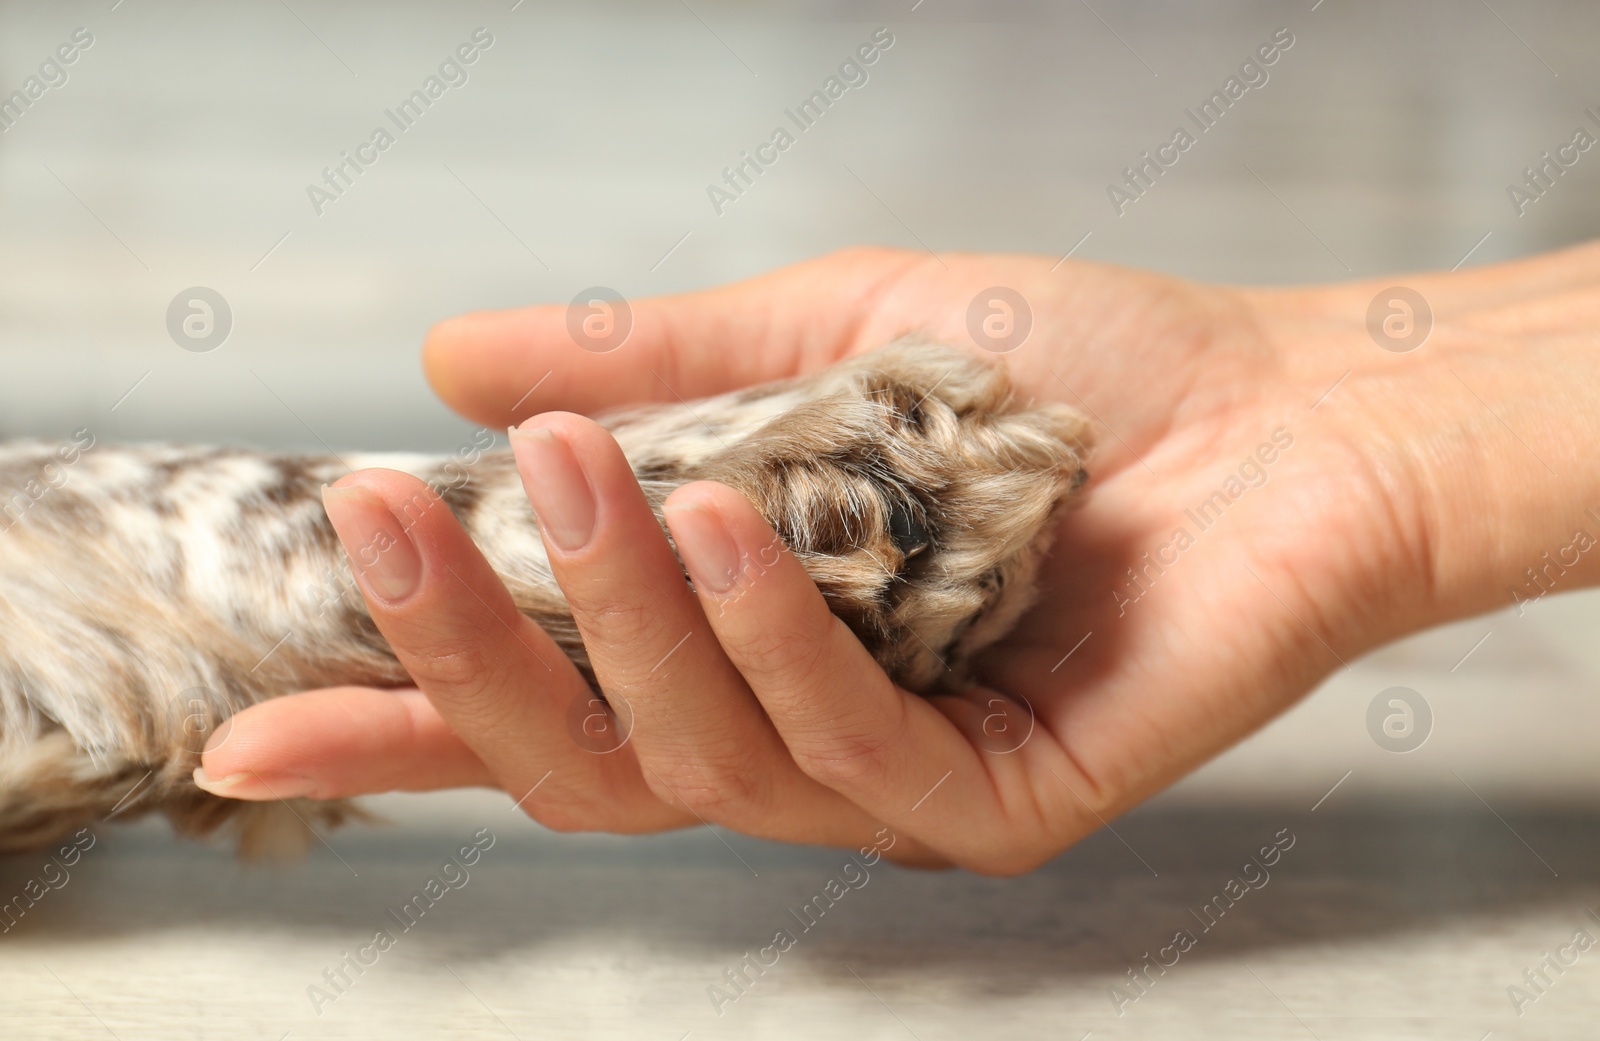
[1248,246,1600,641]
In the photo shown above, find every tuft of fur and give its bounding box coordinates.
[0,341,1091,855]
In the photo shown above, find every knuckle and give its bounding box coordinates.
[405,641,501,700]
[396,630,532,734]
[791,721,897,789]
[725,623,831,683]
[585,600,657,641]
[577,600,683,671]
[646,760,764,821]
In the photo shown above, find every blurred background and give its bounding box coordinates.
[2,1,1600,1038]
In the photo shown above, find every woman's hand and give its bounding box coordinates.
[197,244,1600,873]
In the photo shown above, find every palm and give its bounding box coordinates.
[809,251,1412,816]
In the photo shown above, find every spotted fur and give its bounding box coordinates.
[0,342,1091,854]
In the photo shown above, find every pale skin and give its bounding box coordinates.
[195,243,1600,875]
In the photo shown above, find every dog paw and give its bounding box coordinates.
[681,340,1093,692]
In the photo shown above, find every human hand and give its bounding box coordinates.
[198,244,1600,873]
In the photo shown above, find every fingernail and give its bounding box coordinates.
[663,501,740,595]
[321,484,423,604]
[193,766,319,801]
[509,424,597,552]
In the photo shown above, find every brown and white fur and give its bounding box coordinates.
[0,342,1092,855]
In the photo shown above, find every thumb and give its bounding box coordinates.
[422,247,926,426]
[195,687,494,800]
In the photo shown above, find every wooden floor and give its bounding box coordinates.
[2,1,1600,1037]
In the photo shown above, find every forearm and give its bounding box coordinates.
[1249,240,1600,643]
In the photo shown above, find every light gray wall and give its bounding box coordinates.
[1,0,1595,452]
